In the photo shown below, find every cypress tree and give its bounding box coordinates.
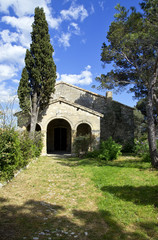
[18,7,56,137]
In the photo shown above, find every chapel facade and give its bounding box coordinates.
[17,82,134,155]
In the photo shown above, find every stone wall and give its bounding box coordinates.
[16,82,134,155]
[38,100,102,155]
[54,83,134,144]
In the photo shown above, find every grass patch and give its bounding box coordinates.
[0,156,158,239]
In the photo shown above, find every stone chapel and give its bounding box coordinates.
[17,81,134,155]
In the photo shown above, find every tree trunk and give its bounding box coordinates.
[146,82,158,168]
[29,92,39,139]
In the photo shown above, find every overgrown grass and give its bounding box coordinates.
[0,155,158,240]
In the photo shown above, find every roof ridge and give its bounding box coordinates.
[55,81,105,98]
[55,81,134,110]
[50,97,104,118]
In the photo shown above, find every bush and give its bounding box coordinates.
[73,134,95,156]
[19,131,34,165]
[19,131,43,164]
[134,138,150,162]
[32,131,43,157]
[86,149,100,158]
[0,128,23,180]
[0,128,43,181]
[86,137,122,161]
[122,142,134,153]
[98,137,122,160]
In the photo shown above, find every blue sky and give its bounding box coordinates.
[0,0,141,108]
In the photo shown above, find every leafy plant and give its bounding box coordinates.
[0,128,43,181]
[0,128,23,180]
[32,131,43,157]
[73,134,95,156]
[87,137,122,161]
[134,138,150,162]
[98,137,122,160]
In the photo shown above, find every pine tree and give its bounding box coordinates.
[18,7,56,138]
[96,0,158,167]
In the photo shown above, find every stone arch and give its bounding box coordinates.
[47,118,71,154]
[45,116,73,131]
[74,120,93,132]
[76,123,92,136]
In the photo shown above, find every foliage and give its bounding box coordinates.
[0,128,23,180]
[134,108,147,139]
[19,131,34,165]
[32,131,43,157]
[96,0,158,167]
[87,137,122,161]
[18,7,56,135]
[121,141,134,153]
[134,138,150,162]
[98,137,122,160]
[73,134,95,156]
[136,98,158,126]
[0,128,43,181]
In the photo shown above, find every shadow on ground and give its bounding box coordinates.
[56,156,151,170]
[0,198,157,240]
[101,185,158,207]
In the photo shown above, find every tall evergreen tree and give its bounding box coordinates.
[96,0,158,167]
[18,7,56,137]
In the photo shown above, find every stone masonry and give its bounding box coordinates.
[17,82,134,155]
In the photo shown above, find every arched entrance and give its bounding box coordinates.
[77,123,91,136]
[47,118,71,154]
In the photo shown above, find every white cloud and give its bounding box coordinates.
[58,32,71,48]
[12,79,19,84]
[60,4,88,22]
[2,16,33,31]
[0,30,19,44]
[2,16,33,47]
[0,43,26,66]
[57,65,93,85]
[99,1,104,11]
[0,82,16,103]
[0,64,18,81]
[1,1,89,49]
[1,0,62,30]
[0,0,52,17]
[47,16,62,29]
[68,22,80,35]
[90,4,95,14]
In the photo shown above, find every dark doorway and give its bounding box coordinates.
[54,127,67,151]
[47,119,71,154]
[77,123,91,136]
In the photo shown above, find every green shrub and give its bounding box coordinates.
[122,142,134,153]
[0,128,23,180]
[19,131,34,165]
[98,137,122,160]
[134,139,150,162]
[0,128,43,181]
[73,134,95,156]
[19,131,43,162]
[32,131,43,157]
[86,149,100,158]
[86,137,122,161]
